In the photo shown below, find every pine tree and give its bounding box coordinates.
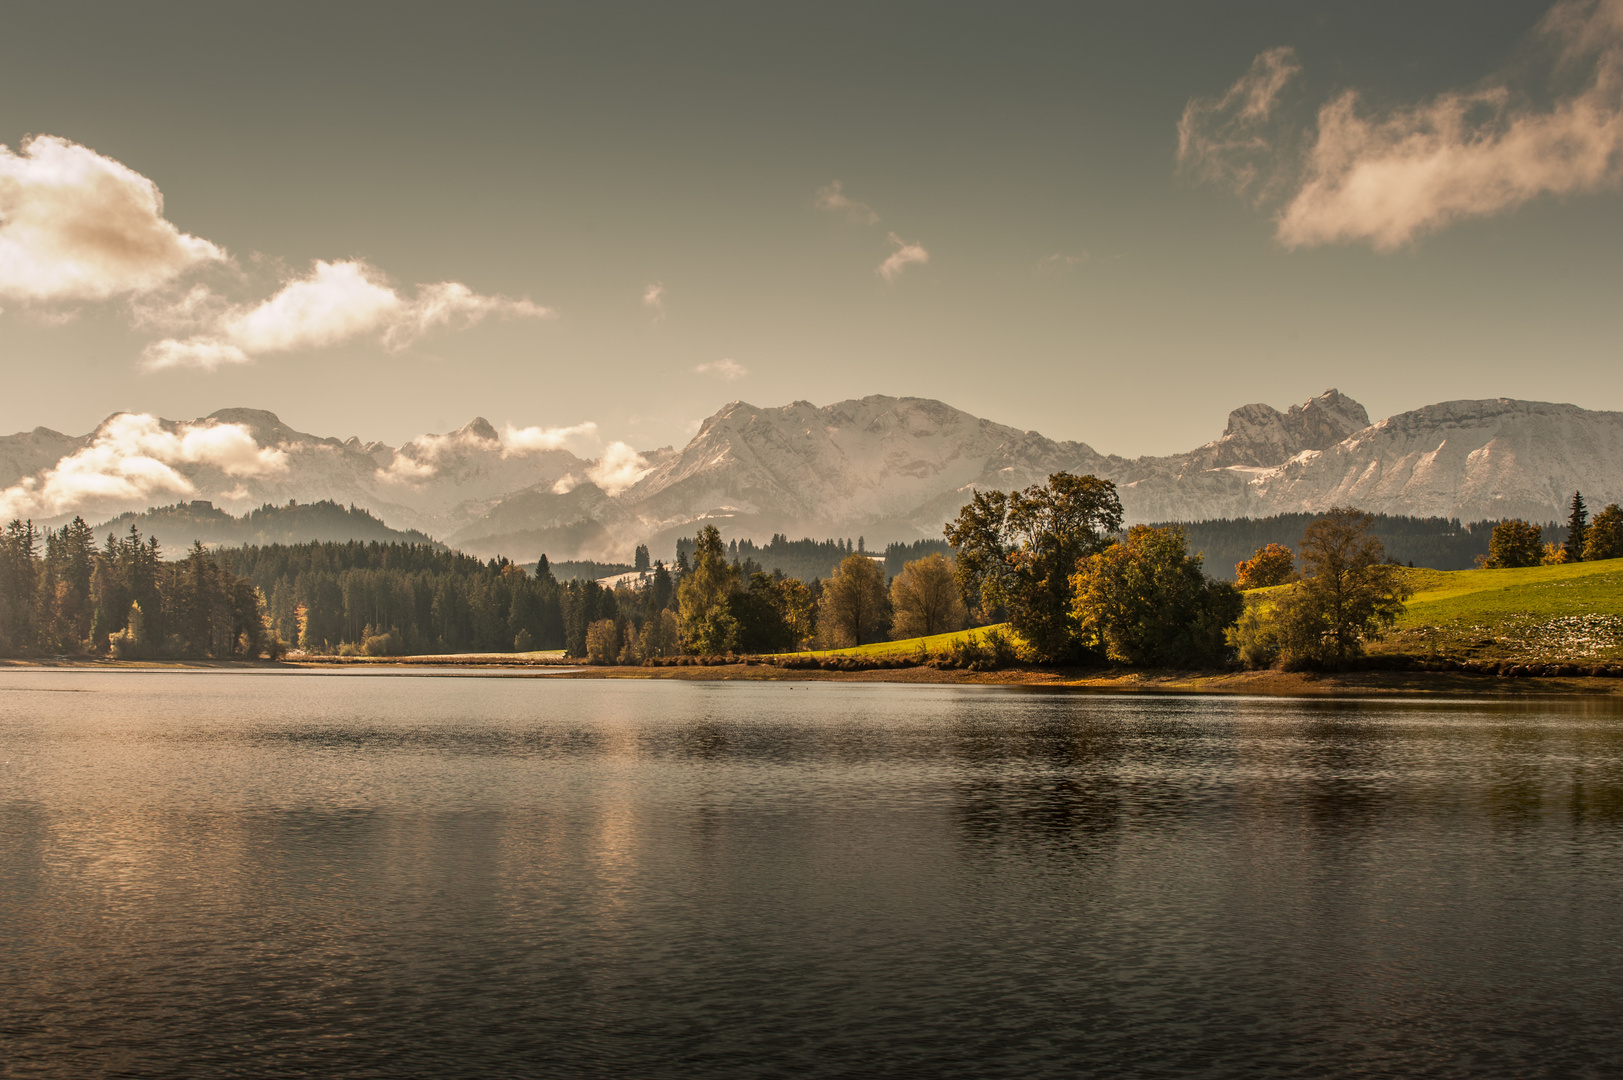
[1565,492,1589,563]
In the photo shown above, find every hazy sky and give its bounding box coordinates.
[2,0,1619,459]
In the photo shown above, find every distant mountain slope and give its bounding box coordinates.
[93,500,441,550]
[7,390,1622,561]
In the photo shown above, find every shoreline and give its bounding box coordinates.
[6,656,1623,698]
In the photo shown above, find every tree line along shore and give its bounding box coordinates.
[3,479,1622,679]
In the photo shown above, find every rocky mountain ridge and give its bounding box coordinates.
[2,390,1618,560]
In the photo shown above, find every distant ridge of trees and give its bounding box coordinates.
[95,499,440,549]
[673,534,951,584]
[1164,514,1564,579]
[544,560,635,582]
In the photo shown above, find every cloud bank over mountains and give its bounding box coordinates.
[0,414,287,521]
[1181,0,1623,249]
[0,134,551,366]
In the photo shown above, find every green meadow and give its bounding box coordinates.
[1380,557,1623,662]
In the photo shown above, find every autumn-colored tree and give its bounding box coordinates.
[817,553,890,648]
[585,618,620,664]
[1584,504,1623,561]
[1483,520,1544,568]
[1072,526,1242,667]
[1275,508,1411,670]
[890,553,967,639]
[1234,543,1295,589]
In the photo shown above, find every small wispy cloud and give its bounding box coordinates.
[642,281,665,320]
[694,358,748,381]
[1037,252,1088,273]
[814,180,880,225]
[1179,0,1623,250]
[877,233,929,281]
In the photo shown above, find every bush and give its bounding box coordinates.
[362,630,400,657]
[1227,603,1280,669]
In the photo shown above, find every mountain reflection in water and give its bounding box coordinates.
[2,672,1621,1078]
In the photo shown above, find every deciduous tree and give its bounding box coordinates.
[1072,526,1242,667]
[890,553,967,639]
[1235,543,1295,589]
[945,472,1123,662]
[1483,520,1544,568]
[817,553,890,648]
[1584,504,1623,561]
[1275,508,1411,670]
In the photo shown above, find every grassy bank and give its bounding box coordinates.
[1376,558,1623,663]
[791,624,1010,659]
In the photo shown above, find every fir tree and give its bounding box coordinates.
[1565,492,1589,563]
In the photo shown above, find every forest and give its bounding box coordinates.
[0,520,268,659]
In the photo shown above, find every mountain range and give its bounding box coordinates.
[2,390,1617,560]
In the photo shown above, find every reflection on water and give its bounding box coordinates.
[2,672,1623,1077]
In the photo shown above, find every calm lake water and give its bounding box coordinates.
[2,671,1622,1078]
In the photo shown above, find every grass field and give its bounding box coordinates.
[786,624,1010,658]
[1379,557,1623,662]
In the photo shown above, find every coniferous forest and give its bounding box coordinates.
[0,520,267,659]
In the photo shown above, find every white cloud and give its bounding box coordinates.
[694,358,748,381]
[0,413,287,520]
[501,421,599,453]
[0,135,226,303]
[814,180,880,225]
[877,232,930,281]
[142,259,553,370]
[551,474,579,494]
[1181,0,1623,250]
[373,453,438,484]
[585,442,651,497]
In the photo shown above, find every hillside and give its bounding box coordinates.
[93,500,440,550]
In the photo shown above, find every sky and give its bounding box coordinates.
[2,0,1620,460]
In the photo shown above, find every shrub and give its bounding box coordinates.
[1227,602,1280,669]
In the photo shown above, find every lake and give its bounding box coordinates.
[2,670,1621,1077]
